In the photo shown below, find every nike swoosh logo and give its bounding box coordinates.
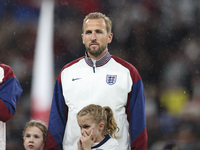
[72,78,82,81]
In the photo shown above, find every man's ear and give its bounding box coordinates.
[107,33,113,44]
[81,34,85,44]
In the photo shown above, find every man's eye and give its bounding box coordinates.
[96,30,102,33]
[86,31,91,34]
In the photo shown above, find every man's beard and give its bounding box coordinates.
[86,45,106,58]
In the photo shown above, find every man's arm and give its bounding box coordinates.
[0,64,23,122]
[127,79,148,150]
[44,78,68,150]
[111,56,148,149]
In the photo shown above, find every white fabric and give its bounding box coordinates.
[0,67,4,84]
[0,67,5,150]
[0,121,6,150]
[92,137,119,150]
[61,58,132,150]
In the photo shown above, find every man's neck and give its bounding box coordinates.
[87,49,107,60]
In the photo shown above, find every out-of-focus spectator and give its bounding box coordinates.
[176,124,200,150]
[163,142,178,150]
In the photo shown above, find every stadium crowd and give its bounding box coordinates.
[0,0,200,149]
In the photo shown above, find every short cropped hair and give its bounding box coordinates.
[82,12,112,34]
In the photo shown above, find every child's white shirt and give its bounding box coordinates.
[91,135,119,150]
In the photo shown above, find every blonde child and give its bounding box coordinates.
[77,104,119,150]
[23,120,47,150]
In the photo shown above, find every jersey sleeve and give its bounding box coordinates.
[0,63,23,122]
[111,56,148,149]
[44,74,68,150]
[126,67,148,150]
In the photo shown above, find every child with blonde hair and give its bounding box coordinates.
[23,120,47,150]
[77,104,119,150]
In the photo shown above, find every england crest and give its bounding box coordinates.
[106,75,117,85]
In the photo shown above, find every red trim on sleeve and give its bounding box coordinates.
[111,56,141,83]
[44,131,60,150]
[131,127,148,150]
[0,100,14,122]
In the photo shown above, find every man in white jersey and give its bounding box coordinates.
[45,12,147,150]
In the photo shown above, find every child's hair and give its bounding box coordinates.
[23,120,47,142]
[77,104,119,139]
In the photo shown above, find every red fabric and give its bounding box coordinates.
[111,56,141,83]
[0,100,13,122]
[131,127,148,150]
[57,0,101,15]
[0,63,16,84]
[44,131,60,150]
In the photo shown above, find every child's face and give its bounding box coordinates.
[23,126,44,150]
[77,115,104,142]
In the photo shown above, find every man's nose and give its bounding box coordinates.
[91,32,96,41]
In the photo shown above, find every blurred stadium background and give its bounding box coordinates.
[1,0,200,149]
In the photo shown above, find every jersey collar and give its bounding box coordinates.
[91,134,111,149]
[85,51,112,67]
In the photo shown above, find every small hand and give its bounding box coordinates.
[77,138,84,150]
[80,130,95,150]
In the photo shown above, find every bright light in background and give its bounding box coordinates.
[31,0,54,125]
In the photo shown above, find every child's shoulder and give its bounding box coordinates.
[107,137,119,146]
